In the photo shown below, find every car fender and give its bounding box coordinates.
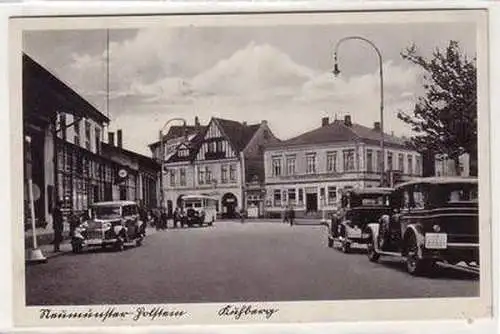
[403,224,425,257]
[366,223,380,250]
[113,225,125,235]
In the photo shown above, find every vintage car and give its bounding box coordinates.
[365,177,479,276]
[181,195,217,227]
[328,187,393,253]
[71,201,146,253]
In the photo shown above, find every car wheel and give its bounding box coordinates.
[367,233,380,262]
[341,240,351,254]
[135,238,143,247]
[71,241,82,254]
[405,234,426,276]
[115,239,124,252]
[327,237,334,248]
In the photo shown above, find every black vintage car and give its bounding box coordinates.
[365,177,479,276]
[328,187,393,253]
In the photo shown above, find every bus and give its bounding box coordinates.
[181,195,218,227]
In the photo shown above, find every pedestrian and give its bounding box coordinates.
[239,207,245,223]
[160,209,168,230]
[52,200,64,252]
[288,205,295,226]
[173,207,180,228]
[282,205,288,224]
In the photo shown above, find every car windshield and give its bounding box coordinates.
[357,194,390,207]
[185,201,202,208]
[92,206,121,219]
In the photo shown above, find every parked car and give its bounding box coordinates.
[365,177,479,276]
[181,195,217,227]
[71,201,146,253]
[328,187,393,253]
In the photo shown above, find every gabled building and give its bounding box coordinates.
[263,115,422,218]
[149,117,279,218]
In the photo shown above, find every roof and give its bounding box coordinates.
[395,176,478,189]
[102,143,160,171]
[91,201,138,207]
[148,125,206,148]
[268,119,408,149]
[343,187,394,195]
[214,118,261,152]
[23,53,109,124]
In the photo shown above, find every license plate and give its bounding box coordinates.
[425,233,447,249]
[86,238,103,245]
[348,229,362,238]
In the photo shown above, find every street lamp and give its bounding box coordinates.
[332,36,386,186]
[158,118,188,211]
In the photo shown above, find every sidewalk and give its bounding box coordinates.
[25,227,158,261]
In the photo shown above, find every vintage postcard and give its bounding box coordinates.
[9,7,491,328]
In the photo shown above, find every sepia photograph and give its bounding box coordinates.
[9,7,492,327]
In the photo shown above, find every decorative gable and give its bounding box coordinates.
[195,119,237,161]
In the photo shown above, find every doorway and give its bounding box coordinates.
[222,192,238,218]
[306,193,318,213]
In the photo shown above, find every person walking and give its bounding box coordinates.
[239,207,245,223]
[52,201,64,252]
[288,205,295,226]
[173,207,180,228]
[160,209,168,230]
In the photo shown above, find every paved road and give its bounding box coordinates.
[25,220,478,306]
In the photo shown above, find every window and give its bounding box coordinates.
[205,166,212,183]
[216,140,223,152]
[328,186,337,205]
[263,130,269,140]
[327,152,337,172]
[198,168,205,185]
[74,119,81,146]
[207,141,216,153]
[402,190,411,209]
[298,188,304,205]
[59,113,67,140]
[408,155,413,175]
[169,170,176,186]
[221,165,228,183]
[376,150,382,172]
[413,185,426,209]
[306,153,316,174]
[180,168,186,186]
[272,156,282,176]
[229,164,236,181]
[387,152,393,171]
[366,149,373,172]
[415,156,421,175]
[287,188,296,205]
[178,148,189,157]
[85,121,91,150]
[286,155,296,175]
[95,127,101,154]
[398,153,404,172]
[343,149,355,171]
[273,190,281,207]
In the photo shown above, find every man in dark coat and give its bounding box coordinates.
[52,201,64,252]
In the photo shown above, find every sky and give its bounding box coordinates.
[23,21,476,156]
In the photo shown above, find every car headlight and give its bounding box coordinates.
[103,222,111,230]
[432,224,441,233]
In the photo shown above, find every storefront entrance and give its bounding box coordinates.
[221,192,238,218]
[306,193,318,213]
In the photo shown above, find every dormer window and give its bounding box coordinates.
[178,148,189,157]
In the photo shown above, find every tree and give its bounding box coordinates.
[398,40,477,176]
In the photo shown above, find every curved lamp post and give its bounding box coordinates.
[333,36,386,186]
[158,118,188,210]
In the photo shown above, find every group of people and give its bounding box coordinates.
[147,207,190,230]
[282,204,295,225]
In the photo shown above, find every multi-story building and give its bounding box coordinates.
[23,54,155,232]
[263,115,422,218]
[149,117,279,218]
[102,130,160,209]
[435,153,470,177]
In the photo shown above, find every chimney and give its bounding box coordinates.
[373,122,381,131]
[321,117,329,127]
[117,129,123,148]
[344,115,352,127]
[242,121,247,126]
[194,116,200,132]
[108,132,115,146]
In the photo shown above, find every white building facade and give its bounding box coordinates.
[264,116,423,218]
